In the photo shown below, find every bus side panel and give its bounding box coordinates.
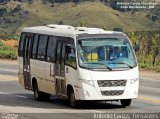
[18,57,25,87]
[65,66,78,98]
[30,59,56,95]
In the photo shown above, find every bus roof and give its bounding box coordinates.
[22,24,126,38]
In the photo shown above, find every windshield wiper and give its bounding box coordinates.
[112,62,133,69]
[90,62,112,71]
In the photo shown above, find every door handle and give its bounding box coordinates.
[27,65,30,70]
[66,67,68,73]
[50,64,54,76]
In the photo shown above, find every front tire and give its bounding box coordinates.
[69,89,77,107]
[120,99,132,107]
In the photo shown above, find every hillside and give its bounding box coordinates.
[0,0,160,38]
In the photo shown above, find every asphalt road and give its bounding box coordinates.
[0,61,160,119]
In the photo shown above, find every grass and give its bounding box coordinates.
[0,50,17,60]
[139,62,160,72]
[7,1,159,35]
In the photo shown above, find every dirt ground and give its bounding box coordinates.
[140,69,160,80]
[0,59,17,64]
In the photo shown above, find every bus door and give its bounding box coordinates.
[23,34,32,89]
[55,41,66,95]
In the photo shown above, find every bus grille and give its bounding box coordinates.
[101,90,124,96]
[97,80,126,87]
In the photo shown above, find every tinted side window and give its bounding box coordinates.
[46,36,57,62]
[37,35,48,60]
[32,34,39,59]
[18,32,25,57]
[66,48,76,68]
[66,42,77,68]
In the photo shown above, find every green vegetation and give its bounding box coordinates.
[17,1,160,32]
[6,34,20,41]
[0,41,17,59]
[0,0,160,37]
[127,31,160,72]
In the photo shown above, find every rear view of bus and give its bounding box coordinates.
[75,31,139,107]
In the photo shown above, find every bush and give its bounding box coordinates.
[127,31,160,72]
[0,40,17,59]
[0,49,17,59]
[0,41,11,50]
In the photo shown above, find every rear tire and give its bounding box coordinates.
[120,99,132,107]
[33,82,50,101]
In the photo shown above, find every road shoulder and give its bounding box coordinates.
[140,69,160,80]
[0,59,17,64]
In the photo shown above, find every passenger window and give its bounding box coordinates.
[37,35,48,60]
[32,34,39,59]
[47,36,57,62]
[18,33,25,57]
[66,45,76,68]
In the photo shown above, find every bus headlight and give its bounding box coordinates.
[79,79,95,87]
[130,78,139,84]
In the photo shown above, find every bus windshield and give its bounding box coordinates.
[77,38,137,70]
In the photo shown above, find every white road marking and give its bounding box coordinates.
[0,74,17,81]
[15,95,28,99]
[88,110,104,113]
[0,67,17,73]
[0,91,28,99]
[0,91,9,95]
[0,105,104,113]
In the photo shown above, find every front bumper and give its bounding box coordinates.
[75,79,139,101]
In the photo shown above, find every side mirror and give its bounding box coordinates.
[133,43,140,52]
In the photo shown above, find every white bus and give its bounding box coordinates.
[18,24,139,107]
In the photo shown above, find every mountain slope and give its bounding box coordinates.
[0,0,160,37]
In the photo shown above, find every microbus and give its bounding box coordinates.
[18,24,139,107]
